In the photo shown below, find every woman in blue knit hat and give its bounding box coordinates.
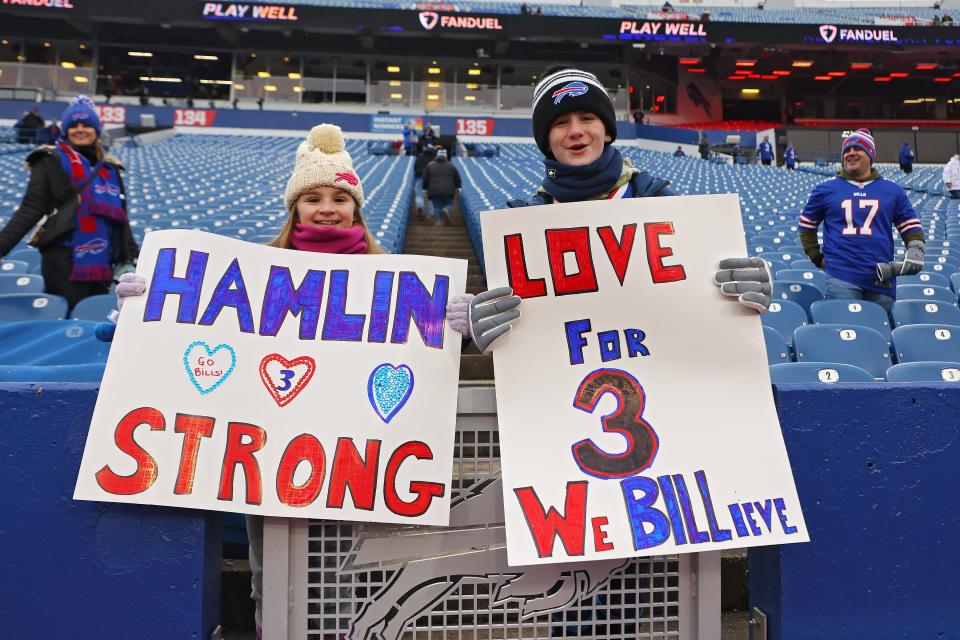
[0,96,139,309]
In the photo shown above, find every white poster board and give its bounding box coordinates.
[75,230,467,526]
[481,194,808,566]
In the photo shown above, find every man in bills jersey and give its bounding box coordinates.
[798,129,924,311]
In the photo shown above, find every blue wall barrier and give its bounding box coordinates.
[0,384,221,640]
[751,383,960,640]
[3,100,664,140]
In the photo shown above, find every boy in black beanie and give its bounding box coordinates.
[446,65,773,352]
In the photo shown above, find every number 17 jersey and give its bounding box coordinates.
[798,175,922,295]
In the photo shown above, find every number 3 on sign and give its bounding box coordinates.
[841,198,880,236]
[571,368,659,479]
[455,118,490,136]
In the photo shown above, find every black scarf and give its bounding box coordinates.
[542,146,623,202]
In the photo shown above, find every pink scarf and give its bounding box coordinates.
[291,224,368,255]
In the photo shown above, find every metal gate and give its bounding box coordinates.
[263,385,720,639]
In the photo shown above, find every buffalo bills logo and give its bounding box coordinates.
[335,172,359,186]
[418,11,439,30]
[551,81,589,105]
[819,24,838,43]
[74,238,108,258]
[94,184,121,196]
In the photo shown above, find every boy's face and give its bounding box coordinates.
[548,110,611,166]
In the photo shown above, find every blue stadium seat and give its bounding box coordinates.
[891,324,960,363]
[0,259,29,274]
[769,362,874,384]
[5,248,41,274]
[0,320,109,365]
[762,326,790,365]
[790,259,819,271]
[0,274,44,294]
[898,272,950,289]
[895,284,956,304]
[951,272,960,294]
[70,294,116,321]
[772,281,823,319]
[809,299,891,343]
[0,362,106,382]
[793,324,891,378]
[761,299,807,348]
[891,300,960,328]
[0,293,69,321]
[776,269,827,294]
[885,361,960,383]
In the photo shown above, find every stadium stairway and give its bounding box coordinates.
[400,197,494,381]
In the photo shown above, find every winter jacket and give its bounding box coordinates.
[507,168,674,207]
[0,145,139,264]
[422,158,462,197]
[943,157,960,189]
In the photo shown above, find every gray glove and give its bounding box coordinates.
[469,287,521,353]
[714,257,772,313]
[900,240,925,276]
[116,272,147,311]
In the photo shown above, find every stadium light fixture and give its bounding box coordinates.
[741,88,760,94]
[390,93,403,99]
[934,77,952,83]
[466,83,479,89]
[389,80,401,87]
[850,62,872,70]
[747,74,761,79]
[293,86,303,93]
[427,81,440,88]
[761,75,778,80]
[902,98,922,104]
[679,58,700,65]
[467,69,482,76]
[128,51,153,57]
[916,63,938,70]
[874,77,892,82]
[814,76,832,81]
[464,95,477,101]
[688,68,706,73]
[427,67,441,74]
[234,83,245,90]
[200,79,233,85]
[953,72,960,77]
[194,55,219,61]
[727,75,745,81]
[772,70,792,76]
[889,72,909,78]
[427,94,440,100]
[792,60,814,68]
[263,85,278,91]
[60,61,76,69]
[73,76,88,83]
[827,71,847,77]
[735,60,756,67]
[288,72,301,79]
[388,66,401,73]
[257,71,270,78]
[139,76,182,83]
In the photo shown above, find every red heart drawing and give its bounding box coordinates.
[259,354,316,407]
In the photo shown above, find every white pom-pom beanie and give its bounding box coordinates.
[284,124,365,213]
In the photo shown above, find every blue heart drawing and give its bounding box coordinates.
[367,363,414,424]
[183,341,237,395]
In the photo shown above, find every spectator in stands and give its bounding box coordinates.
[521,2,531,14]
[933,14,942,26]
[700,10,710,21]
[422,148,462,225]
[673,145,685,157]
[784,142,797,170]
[698,135,710,160]
[942,13,954,24]
[413,143,437,219]
[662,1,674,12]
[402,119,418,156]
[418,126,438,153]
[445,65,772,352]
[798,129,924,312]
[108,123,472,640]
[16,108,44,144]
[0,96,138,311]
[899,141,915,174]
[256,96,264,110]
[757,135,774,166]
[535,6,543,15]
[945,153,960,199]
